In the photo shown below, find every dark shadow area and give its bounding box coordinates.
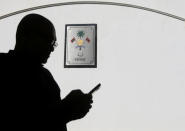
[0,14,93,131]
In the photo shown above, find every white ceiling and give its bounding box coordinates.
[0,0,185,20]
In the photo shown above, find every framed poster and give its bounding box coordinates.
[64,24,97,68]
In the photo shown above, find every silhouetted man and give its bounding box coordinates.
[0,14,93,131]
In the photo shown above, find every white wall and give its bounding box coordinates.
[0,1,185,131]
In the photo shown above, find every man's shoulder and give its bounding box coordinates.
[0,52,9,63]
[0,52,8,58]
[0,53,10,75]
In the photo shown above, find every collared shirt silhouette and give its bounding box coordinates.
[0,14,93,131]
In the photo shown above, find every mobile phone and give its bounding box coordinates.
[88,83,101,95]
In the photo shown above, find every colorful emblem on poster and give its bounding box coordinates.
[64,24,97,68]
[70,30,91,57]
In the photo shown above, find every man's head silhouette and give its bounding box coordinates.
[15,13,57,64]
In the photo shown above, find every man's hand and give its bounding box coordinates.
[62,89,93,122]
